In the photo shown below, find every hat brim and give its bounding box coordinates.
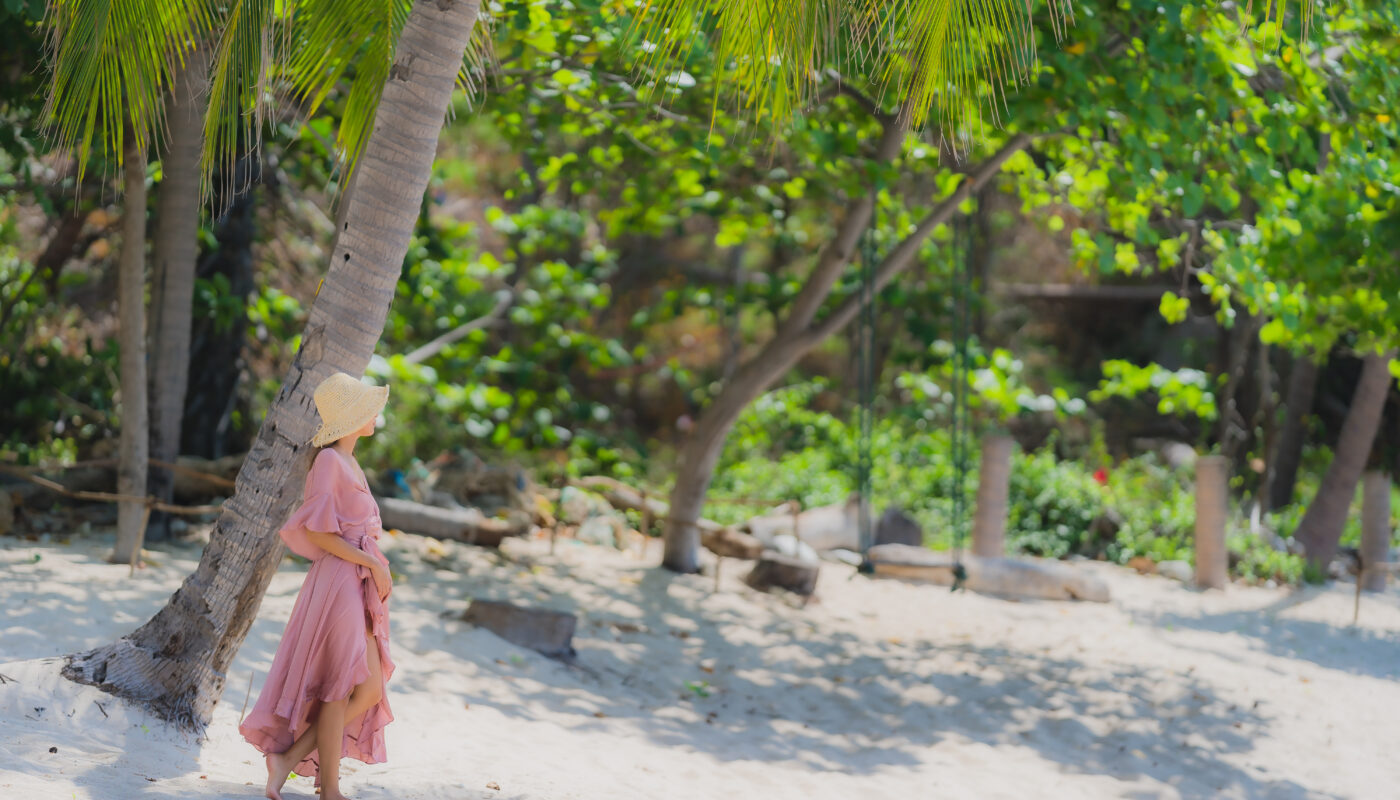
[310,385,389,447]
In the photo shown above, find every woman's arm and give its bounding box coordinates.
[305,529,381,570]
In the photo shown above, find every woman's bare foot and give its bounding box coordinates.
[264,752,294,800]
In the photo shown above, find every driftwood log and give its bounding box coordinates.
[0,454,245,506]
[461,600,576,659]
[377,496,530,548]
[867,544,1110,602]
[745,553,820,596]
[702,526,765,560]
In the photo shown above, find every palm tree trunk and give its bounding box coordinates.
[661,130,1032,572]
[1294,351,1396,567]
[1265,354,1318,511]
[147,48,210,540]
[111,134,149,566]
[64,0,483,730]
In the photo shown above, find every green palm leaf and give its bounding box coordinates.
[201,0,492,198]
[43,0,213,177]
[200,0,280,199]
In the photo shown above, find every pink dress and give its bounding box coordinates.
[239,448,395,781]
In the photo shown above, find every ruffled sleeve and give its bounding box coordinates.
[279,450,349,560]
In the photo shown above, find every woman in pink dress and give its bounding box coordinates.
[240,372,395,800]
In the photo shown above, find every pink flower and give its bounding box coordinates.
[1093,468,1109,485]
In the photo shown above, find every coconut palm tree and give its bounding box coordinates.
[44,0,487,726]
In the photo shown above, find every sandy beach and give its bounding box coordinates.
[2,527,1398,799]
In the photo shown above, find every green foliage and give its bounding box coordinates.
[1091,361,1218,423]
[1005,448,1104,559]
[896,343,1087,427]
[1229,533,1306,585]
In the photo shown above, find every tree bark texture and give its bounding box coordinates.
[662,129,1033,573]
[147,48,211,540]
[1295,352,1396,567]
[111,134,149,566]
[63,0,484,730]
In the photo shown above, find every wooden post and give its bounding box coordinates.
[640,488,653,560]
[972,434,1013,558]
[1361,471,1391,592]
[790,500,802,545]
[1194,455,1229,590]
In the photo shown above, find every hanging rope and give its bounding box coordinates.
[948,212,973,591]
[856,182,879,574]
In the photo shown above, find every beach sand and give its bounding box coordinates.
[2,527,1397,799]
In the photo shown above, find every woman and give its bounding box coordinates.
[240,372,395,800]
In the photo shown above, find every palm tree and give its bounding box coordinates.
[146,48,208,541]
[45,0,486,726]
[42,0,212,564]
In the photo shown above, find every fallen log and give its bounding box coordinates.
[701,526,764,560]
[377,496,530,548]
[461,600,576,659]
[745,553,820,596]
[867,544,1110,602]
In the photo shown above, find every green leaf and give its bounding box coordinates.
[1182,184,1206,217]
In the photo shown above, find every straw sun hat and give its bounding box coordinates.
[309,372,390,447]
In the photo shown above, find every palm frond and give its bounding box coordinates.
[283,0,409,182]
[43,0,214,178]
[628,0,1317,143]
[200,0,280,202]
[456,4,496,107]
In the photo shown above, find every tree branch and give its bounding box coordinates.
[803,132,1034,346]
[401,287,517,365]
[773,110,910,339]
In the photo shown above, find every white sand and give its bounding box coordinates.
[2,528,1398,799]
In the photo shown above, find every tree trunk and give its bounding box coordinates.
[1266,354,1318,511]
[111,135,149,566]
[147,48,210,541]
[1294,351,1396,567]
[1216,312,1259,465]
[63,0,484,730]
[661,130,1033,572]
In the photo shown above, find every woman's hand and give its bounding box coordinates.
[370,562,393,601]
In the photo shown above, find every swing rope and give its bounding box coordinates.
[856,183,879,574]
[948,212,972,592]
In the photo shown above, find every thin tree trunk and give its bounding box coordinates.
[662,130,1033,572]
[1294,351,1396,567]
[147,48,210,540]
[1216,312,1259,465]
[111,134,149,566]
[64,0,483,730]
[1266,354,1318,511]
